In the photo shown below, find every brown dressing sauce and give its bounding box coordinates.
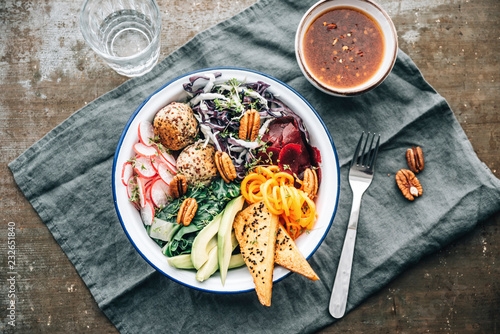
[303,7,384,89]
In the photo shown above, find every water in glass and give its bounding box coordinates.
[80,0,161,77]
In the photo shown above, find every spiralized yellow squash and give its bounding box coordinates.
[241,166,317,239]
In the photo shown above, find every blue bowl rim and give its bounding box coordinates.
[112,66,340,294]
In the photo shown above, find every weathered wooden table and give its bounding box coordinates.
[1,0,498,332]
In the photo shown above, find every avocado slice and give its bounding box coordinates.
[217,195,245,285]
[228,253,245,269]
[191,212,222,270]
[196,230,244,282]
[167,254,195,269]
[196,246,218,282]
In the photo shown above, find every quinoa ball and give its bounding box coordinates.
[176,143,218,186]
[153,102,198,151]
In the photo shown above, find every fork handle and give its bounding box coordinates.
[329,227,357,318]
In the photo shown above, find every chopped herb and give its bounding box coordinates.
[127,157,137,167]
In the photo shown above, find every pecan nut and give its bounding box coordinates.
[395,169,423,201]
[301,168,318,198]
[239,109,260,141]
[215,151,237,183]
[169,174,187,199]
[177,198,197,226]
[406,146,424,173]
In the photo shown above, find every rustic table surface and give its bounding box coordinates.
[1,0,499,333]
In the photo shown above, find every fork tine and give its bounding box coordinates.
[351,132,365,167]
[362,133,375,166]
[368,134,381,169]
[359,133,370,166]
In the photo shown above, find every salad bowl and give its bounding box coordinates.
[112,67,340,293]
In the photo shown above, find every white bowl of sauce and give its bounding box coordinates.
[295,0,397,96]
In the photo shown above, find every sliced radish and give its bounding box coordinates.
[155,153,166,164]
[140,200,155,226]
[145,183,152,202]
[156,147,178,171]
[155,154,176,174]
[144,175,157,189]
[127,176,137,200]
[151,179,170,209]
[134,156,157,179]
[136,177,147,208]
[138,120,155,147]
[127,177,141,211]
[130,200,140,211]
[121,162,134,186]
[144,176,159,202]
[134,142,157,158]
[158,163,175,185]
[151,155,160,172]
[166,164,177,175]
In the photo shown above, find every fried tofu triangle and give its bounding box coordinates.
[275,224,319,281]
[233,201,279,306]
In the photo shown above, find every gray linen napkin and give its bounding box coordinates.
[9,0,500,333]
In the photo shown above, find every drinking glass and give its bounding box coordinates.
[80,0,161,77]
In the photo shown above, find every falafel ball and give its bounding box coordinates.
[176,143,218,186]
[153,102,198,151]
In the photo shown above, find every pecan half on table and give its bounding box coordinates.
[395,169,423,201]
[406,146,424,173]
[177,198,198,226]
[169,174,188,199]
[215,151,237,183]
[239,109,260,141]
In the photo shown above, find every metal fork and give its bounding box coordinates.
[329,132,381,318]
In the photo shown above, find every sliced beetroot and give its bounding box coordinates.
[309,146,322,184]
[268,116,297,128]
[262,124,283,149]
[296,141,312,170]
[310,146,322,165]
[316,167,322,185]
[278,143,302,175]
[255,147,281,165]
[266,147,281,165]
[281,122,301,146]
[262,116,304,149]
[262,116,295,148]
[280,121,311,172]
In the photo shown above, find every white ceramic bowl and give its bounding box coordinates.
[295,0,398,96]
[112,67,340,293]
